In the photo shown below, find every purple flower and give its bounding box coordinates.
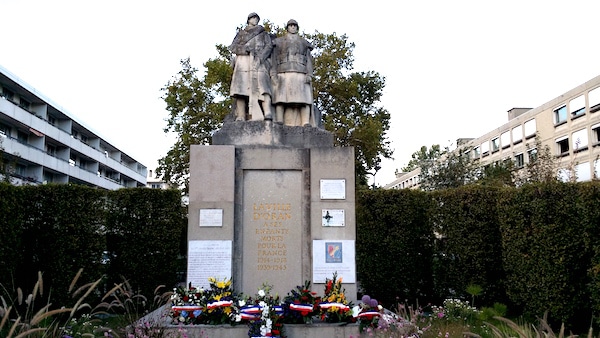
[369,299,378,308]
[361,295,371,303]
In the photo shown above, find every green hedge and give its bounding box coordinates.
[0,183,25,288]
[498,182,594,328]
[429,186,506,307]
[105,188,186,299]
[0,183,184,308]
[356,189,434,307]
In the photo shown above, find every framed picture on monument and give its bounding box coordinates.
[321,209,345,227]
[319,179,346,199]
[312,239,356,283]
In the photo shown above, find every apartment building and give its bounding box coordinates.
[385,74,600,189]
[0,65,147,189]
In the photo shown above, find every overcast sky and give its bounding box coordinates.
[3,0,600,186]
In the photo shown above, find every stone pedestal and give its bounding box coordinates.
[187,121,357,301]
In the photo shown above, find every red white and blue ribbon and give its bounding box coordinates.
[206,300,233,309]
[319,302,350,311]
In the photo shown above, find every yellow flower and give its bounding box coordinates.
[217,281,226,289]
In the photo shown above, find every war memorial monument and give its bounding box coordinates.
[186,13,358,303]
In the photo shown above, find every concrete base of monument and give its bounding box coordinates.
[212,120,334,148]
[160,322,363,338]
[130,305,367,338]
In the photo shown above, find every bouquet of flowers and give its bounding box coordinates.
[170,284,208,325]
[282,280,321,324]
[318,272,353,323]
[170,277,240,325]
[356,294,382,332]
[242,283,285,338]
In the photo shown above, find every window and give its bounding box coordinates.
[18,97,31,111]
[527,148,538,163]
[555,136,569,155]
[524,119,536,138]
[0,123,9,138]
[1,88,14,101]
[48,115,56,125]
[46,144,57,156]
[491,137,500,152]
[576,162,591,182]
[570,95,586,117]
[515,153,524,168]
[16,164,26,177]
[17,130,27,144]
[553,105,567,124]
[590,87,600,113]
[481,141,489,155]
[473,146,481,158]
[592,123,600,145]
[512,125,523,144]
[572,128,588,152]
[500,131,511,149]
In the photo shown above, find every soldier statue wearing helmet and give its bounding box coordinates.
[228,12,274,121]
[270,19,316,127]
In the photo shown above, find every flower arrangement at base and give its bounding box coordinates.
[282,280,321,324]
[241,283,285,338]
[170,277,240,325]
[355,294,382,333]
[318,272,354,323]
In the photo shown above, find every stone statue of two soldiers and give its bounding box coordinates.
[228,13,318,127]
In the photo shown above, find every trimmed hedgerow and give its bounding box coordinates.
[498,182,594,329]
[105,187,186,300]
[429,185,507,307]
[356,188,434,308]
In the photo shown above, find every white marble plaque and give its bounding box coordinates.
[322,209,345,227]
[320,179,346,199]
[187,240,232,288]
[312,240,355,283]
[199,208,223,227]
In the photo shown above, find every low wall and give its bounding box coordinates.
[162,322,363,338]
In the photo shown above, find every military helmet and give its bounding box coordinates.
[286,19,298,28]
[247,12,260,23]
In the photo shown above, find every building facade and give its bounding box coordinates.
[0,65,147,189]
[385,74,600,189]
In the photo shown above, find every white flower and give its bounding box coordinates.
[259,300,267,308]
[351,305,360,317]
[239,300,246,307]
[235,314,242,322]
[258,289,266,297]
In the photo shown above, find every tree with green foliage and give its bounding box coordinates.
[515,134,558,185]
[401,144,443,172]
[156,23,392,192]
[404,143,477,191]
